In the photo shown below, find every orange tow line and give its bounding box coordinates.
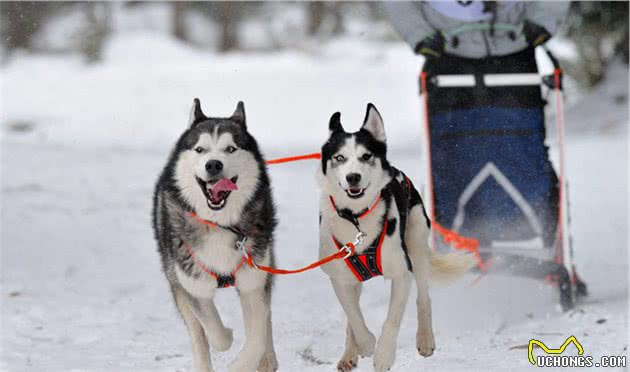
[191,208,358,275]
[243,243,357,275]
[265,152,321,165]
[431,221,485,270]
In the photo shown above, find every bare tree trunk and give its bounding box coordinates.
[329,2,344,36]
[306,2,344,37]
[618,22,629,64]
[576,32,606,86]
[172,2,187,42]
[2,2,43,51]
[215,2,239,52]
[82,2,111,63]
[367,2,383,20]
[307,2,324,35]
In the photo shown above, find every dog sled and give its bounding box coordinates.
[419,29,587,311]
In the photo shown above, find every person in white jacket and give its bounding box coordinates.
[383,1,569,59]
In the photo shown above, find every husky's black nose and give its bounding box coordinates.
[346,173,362,186]
[206,160,224,176]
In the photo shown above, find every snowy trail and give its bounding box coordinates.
[1,34,627,372]
[2,132,627,372]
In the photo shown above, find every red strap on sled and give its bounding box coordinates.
[432,222,485,270]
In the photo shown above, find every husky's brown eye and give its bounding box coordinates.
[225,145,237,154]
[194,146,204,153]
[362,153,373,161]
[334,154,345,162]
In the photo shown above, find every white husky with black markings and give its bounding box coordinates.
[153,99,277,372]
[318,103,476,372]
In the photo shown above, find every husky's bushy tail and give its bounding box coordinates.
[405,206,477,284]
[429,251,477,283]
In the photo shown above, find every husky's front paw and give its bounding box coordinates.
[356,331,376,357]
[337,341,359,372]
[257,351,278,372]
[373,340,395,372]
[416,329,435,357]
[210,327,233,352]
[337,356,358,371]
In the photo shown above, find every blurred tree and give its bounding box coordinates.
[172,2,188,42]
[330,2,344,36]
[1,1,63,51]
[2,0,626,74]
[308,2,325,35]
[213,2,242,52]
[306,1,344,37]
[566,1,629,86]
[186,2,261,52]
[620,21,629,63]
[81,2,111,63]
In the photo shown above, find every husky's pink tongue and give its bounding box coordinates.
[209,177,238,201]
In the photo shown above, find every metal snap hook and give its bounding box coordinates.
[339,244,353,259]
[354,231,367,246]
[236,237,258,269]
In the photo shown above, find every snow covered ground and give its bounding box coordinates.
[1,33,628,371]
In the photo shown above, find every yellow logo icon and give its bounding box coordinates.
[528,335,584,365]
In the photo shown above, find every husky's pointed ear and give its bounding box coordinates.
[231,101,247,129]
[329,112,344,134]
[361,103,386,142]
[189,98,207,126]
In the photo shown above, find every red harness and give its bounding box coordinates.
[182,239,246,288]
[329,193,389,282]
[183,212,248,288]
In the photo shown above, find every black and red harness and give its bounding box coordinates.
[331,219,389,282]
[329,169,418,282]
[330,194,388,282]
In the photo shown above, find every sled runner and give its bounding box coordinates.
[419,39,587,310]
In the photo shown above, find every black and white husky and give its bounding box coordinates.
[318,104,476,372]
[152,99,277,372]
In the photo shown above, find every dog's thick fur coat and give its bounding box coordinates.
[318,104,476,372]
[153,99,278,372]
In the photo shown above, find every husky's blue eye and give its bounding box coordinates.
[362,153,373,161]
[225,146,237,153]
[194,146,204,153]
[334,155,345,162]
